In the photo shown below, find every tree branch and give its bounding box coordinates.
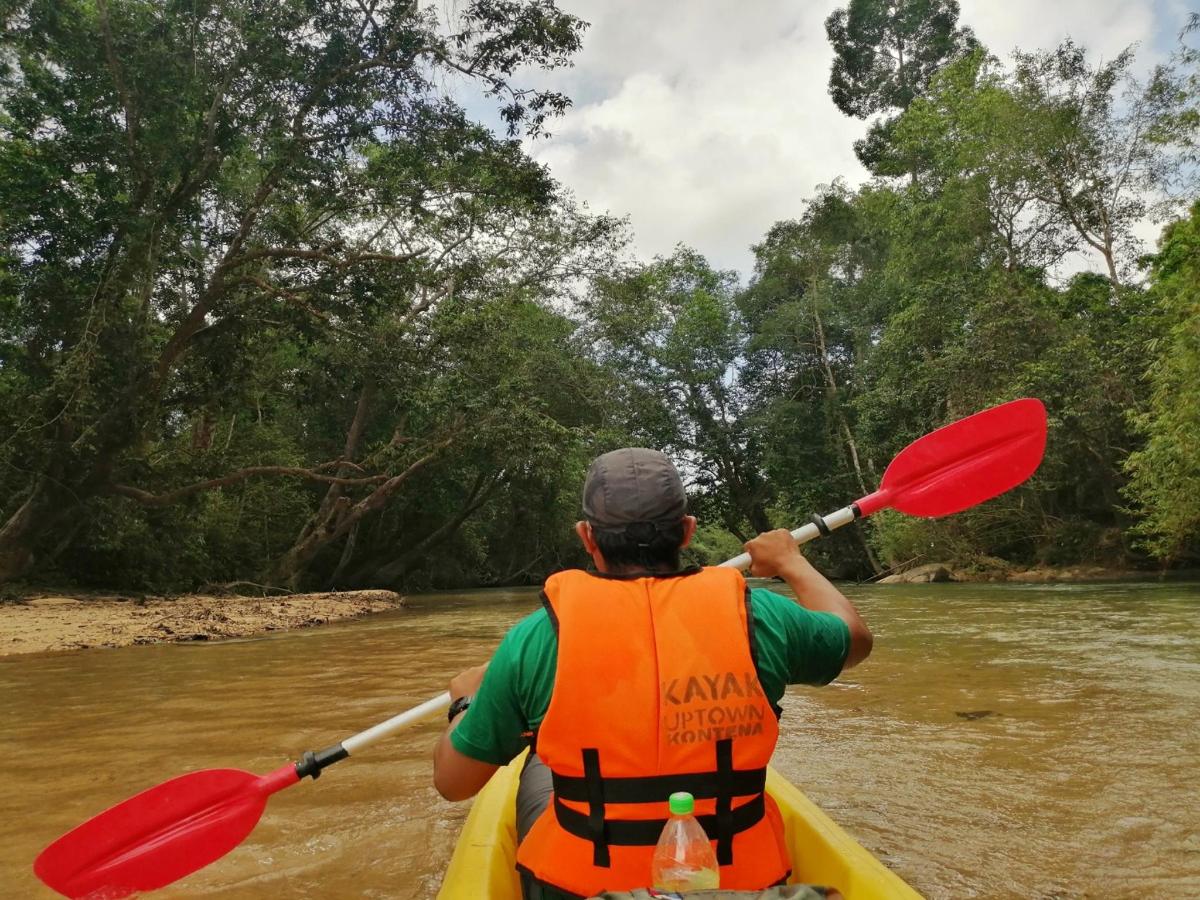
[96,0,139,164]
[367,468,504,583]
[236,246,428,268]
[231,275,330,321]
[108,464,387,507]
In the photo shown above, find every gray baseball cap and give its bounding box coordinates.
[581,448,687,533]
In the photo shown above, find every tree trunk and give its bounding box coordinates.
[268,438,452,589]
[327,520,361,590]
[295,381,376,544]
[1101,232,1121,289]
[358,471,503,586]
[810,303,883,574]
[0,479,81,582]
[812,305,870,498]
[283,380,376,586]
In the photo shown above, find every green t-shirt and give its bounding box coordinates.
[451,586,851,765]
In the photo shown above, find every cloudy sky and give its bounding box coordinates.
[454,1,1193,278]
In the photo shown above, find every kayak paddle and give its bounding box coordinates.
[34,693,451,898]
[33,396,1046,898]
[719,397,1047,570]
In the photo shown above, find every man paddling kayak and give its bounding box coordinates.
[433,448,873,898]
[36,403,1038,899]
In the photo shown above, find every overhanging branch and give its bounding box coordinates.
[108,463,386,507]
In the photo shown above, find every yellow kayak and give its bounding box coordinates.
[438,754,923,899]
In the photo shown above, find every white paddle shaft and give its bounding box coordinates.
[342,691,451,754]
[719,505,857,571]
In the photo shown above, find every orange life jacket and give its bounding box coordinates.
[516,566,790,897]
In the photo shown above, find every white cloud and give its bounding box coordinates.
[474,0,1179,279]
[523,1,867,275]
[961,0,1161,65]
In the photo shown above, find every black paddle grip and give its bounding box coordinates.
[295,743,349,780]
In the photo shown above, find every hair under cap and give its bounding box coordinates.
[581,448,686,533]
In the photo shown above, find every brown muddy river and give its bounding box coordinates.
[2,581,1198,898]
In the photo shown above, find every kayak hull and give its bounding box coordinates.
[438,754,923,899]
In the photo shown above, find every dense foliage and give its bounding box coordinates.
[826,0,977,172]
[1124,203,1200,564]
[1,0,1197,592]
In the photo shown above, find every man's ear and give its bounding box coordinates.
[576,520,607,571]
[680,515,698,549]
[575,520,599,555]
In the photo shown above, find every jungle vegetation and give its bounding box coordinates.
[1,0,1197,592]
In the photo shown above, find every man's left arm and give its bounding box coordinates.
[433,663,499,801]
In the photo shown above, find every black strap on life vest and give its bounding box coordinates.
[550,763,766,804]
[715,738,735,865]
[552,793,766,848]
[555,740,764,867]
[582,748,609,866]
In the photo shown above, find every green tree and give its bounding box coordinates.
[1010,41,1197,287]
[888,51,1077,271]
[582,249,773,539]
[741,184,894,574]
[335,295,617,589]
[747,81,1166,573]
[825,0,976,171]
[847,42,1191,568]
[261,198,622,589]
[1124,203,1200,562]
[0,0,587,583]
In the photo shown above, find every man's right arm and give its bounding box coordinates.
[432,607,557,800]
[743,529,873,669]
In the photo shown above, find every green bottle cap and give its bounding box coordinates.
[668,791,695,815]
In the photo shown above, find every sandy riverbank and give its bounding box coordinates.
[0,590,404,657]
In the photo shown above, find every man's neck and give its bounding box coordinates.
[596,563,682,577]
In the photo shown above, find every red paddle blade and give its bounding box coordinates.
[862,398,1047,518]
[34,765,298,899]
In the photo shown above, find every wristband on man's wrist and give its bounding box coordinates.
[448,694,473,722]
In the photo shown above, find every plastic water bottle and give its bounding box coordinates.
[650,791,720,891]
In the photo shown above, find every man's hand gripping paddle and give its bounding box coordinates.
[34,397,1047,898]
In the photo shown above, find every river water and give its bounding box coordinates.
[2,581,1198,899]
